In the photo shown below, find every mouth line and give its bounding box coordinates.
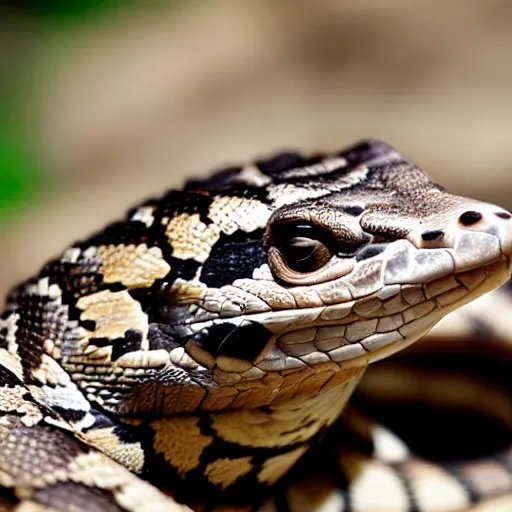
[191,257,510,381]
[170,246,511,332]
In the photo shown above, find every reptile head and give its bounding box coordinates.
[12,140,512,415]
[137,140,511,410]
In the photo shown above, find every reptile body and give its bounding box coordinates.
[0,140,511,511]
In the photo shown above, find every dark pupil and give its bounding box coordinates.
[278,224,332,273]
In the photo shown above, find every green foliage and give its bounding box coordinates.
[21,0,126,20]
[0,132,41,217]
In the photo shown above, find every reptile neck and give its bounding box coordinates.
[97,368,365,507]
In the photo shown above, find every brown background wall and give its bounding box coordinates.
[1,0,512,296]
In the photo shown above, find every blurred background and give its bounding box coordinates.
[1,0,512,298]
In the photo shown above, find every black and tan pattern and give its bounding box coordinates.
[1,140,512,511]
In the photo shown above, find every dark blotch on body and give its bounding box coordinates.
[111,329,144,361]
[193,321,272,362]
[148,324,182,351]
[200,230,267,288]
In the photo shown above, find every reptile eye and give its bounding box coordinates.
[276,223,333,273]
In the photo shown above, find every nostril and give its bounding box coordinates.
[495,212,512,220]
[421,229,444,241]
[459,211,483,226]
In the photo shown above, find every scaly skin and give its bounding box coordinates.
[0,140,511,511]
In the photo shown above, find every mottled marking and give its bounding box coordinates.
[77,290,148,355]
[113,348,170,368]
[0,314,19,354]
[130,206,156,227]
[165,212,221,263]
[236,164,273,187]
[30,353,71,387]
[200,232,267,288]
[1,139,512,510]
[256,151,314,177]
[34,482,121,512]
[61,451,187,511]
[266,183,331,209]
[84,427,145,473]
[151,417,214,478]
[258,447,308,485]
[0,419,82,487]
[0,350,24,387]
[0,387,42,427]
[77,219,156,249]
[205,457,254,490]
[211,382,358,450]
[208,195,271,235]
[98,244,170,288]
